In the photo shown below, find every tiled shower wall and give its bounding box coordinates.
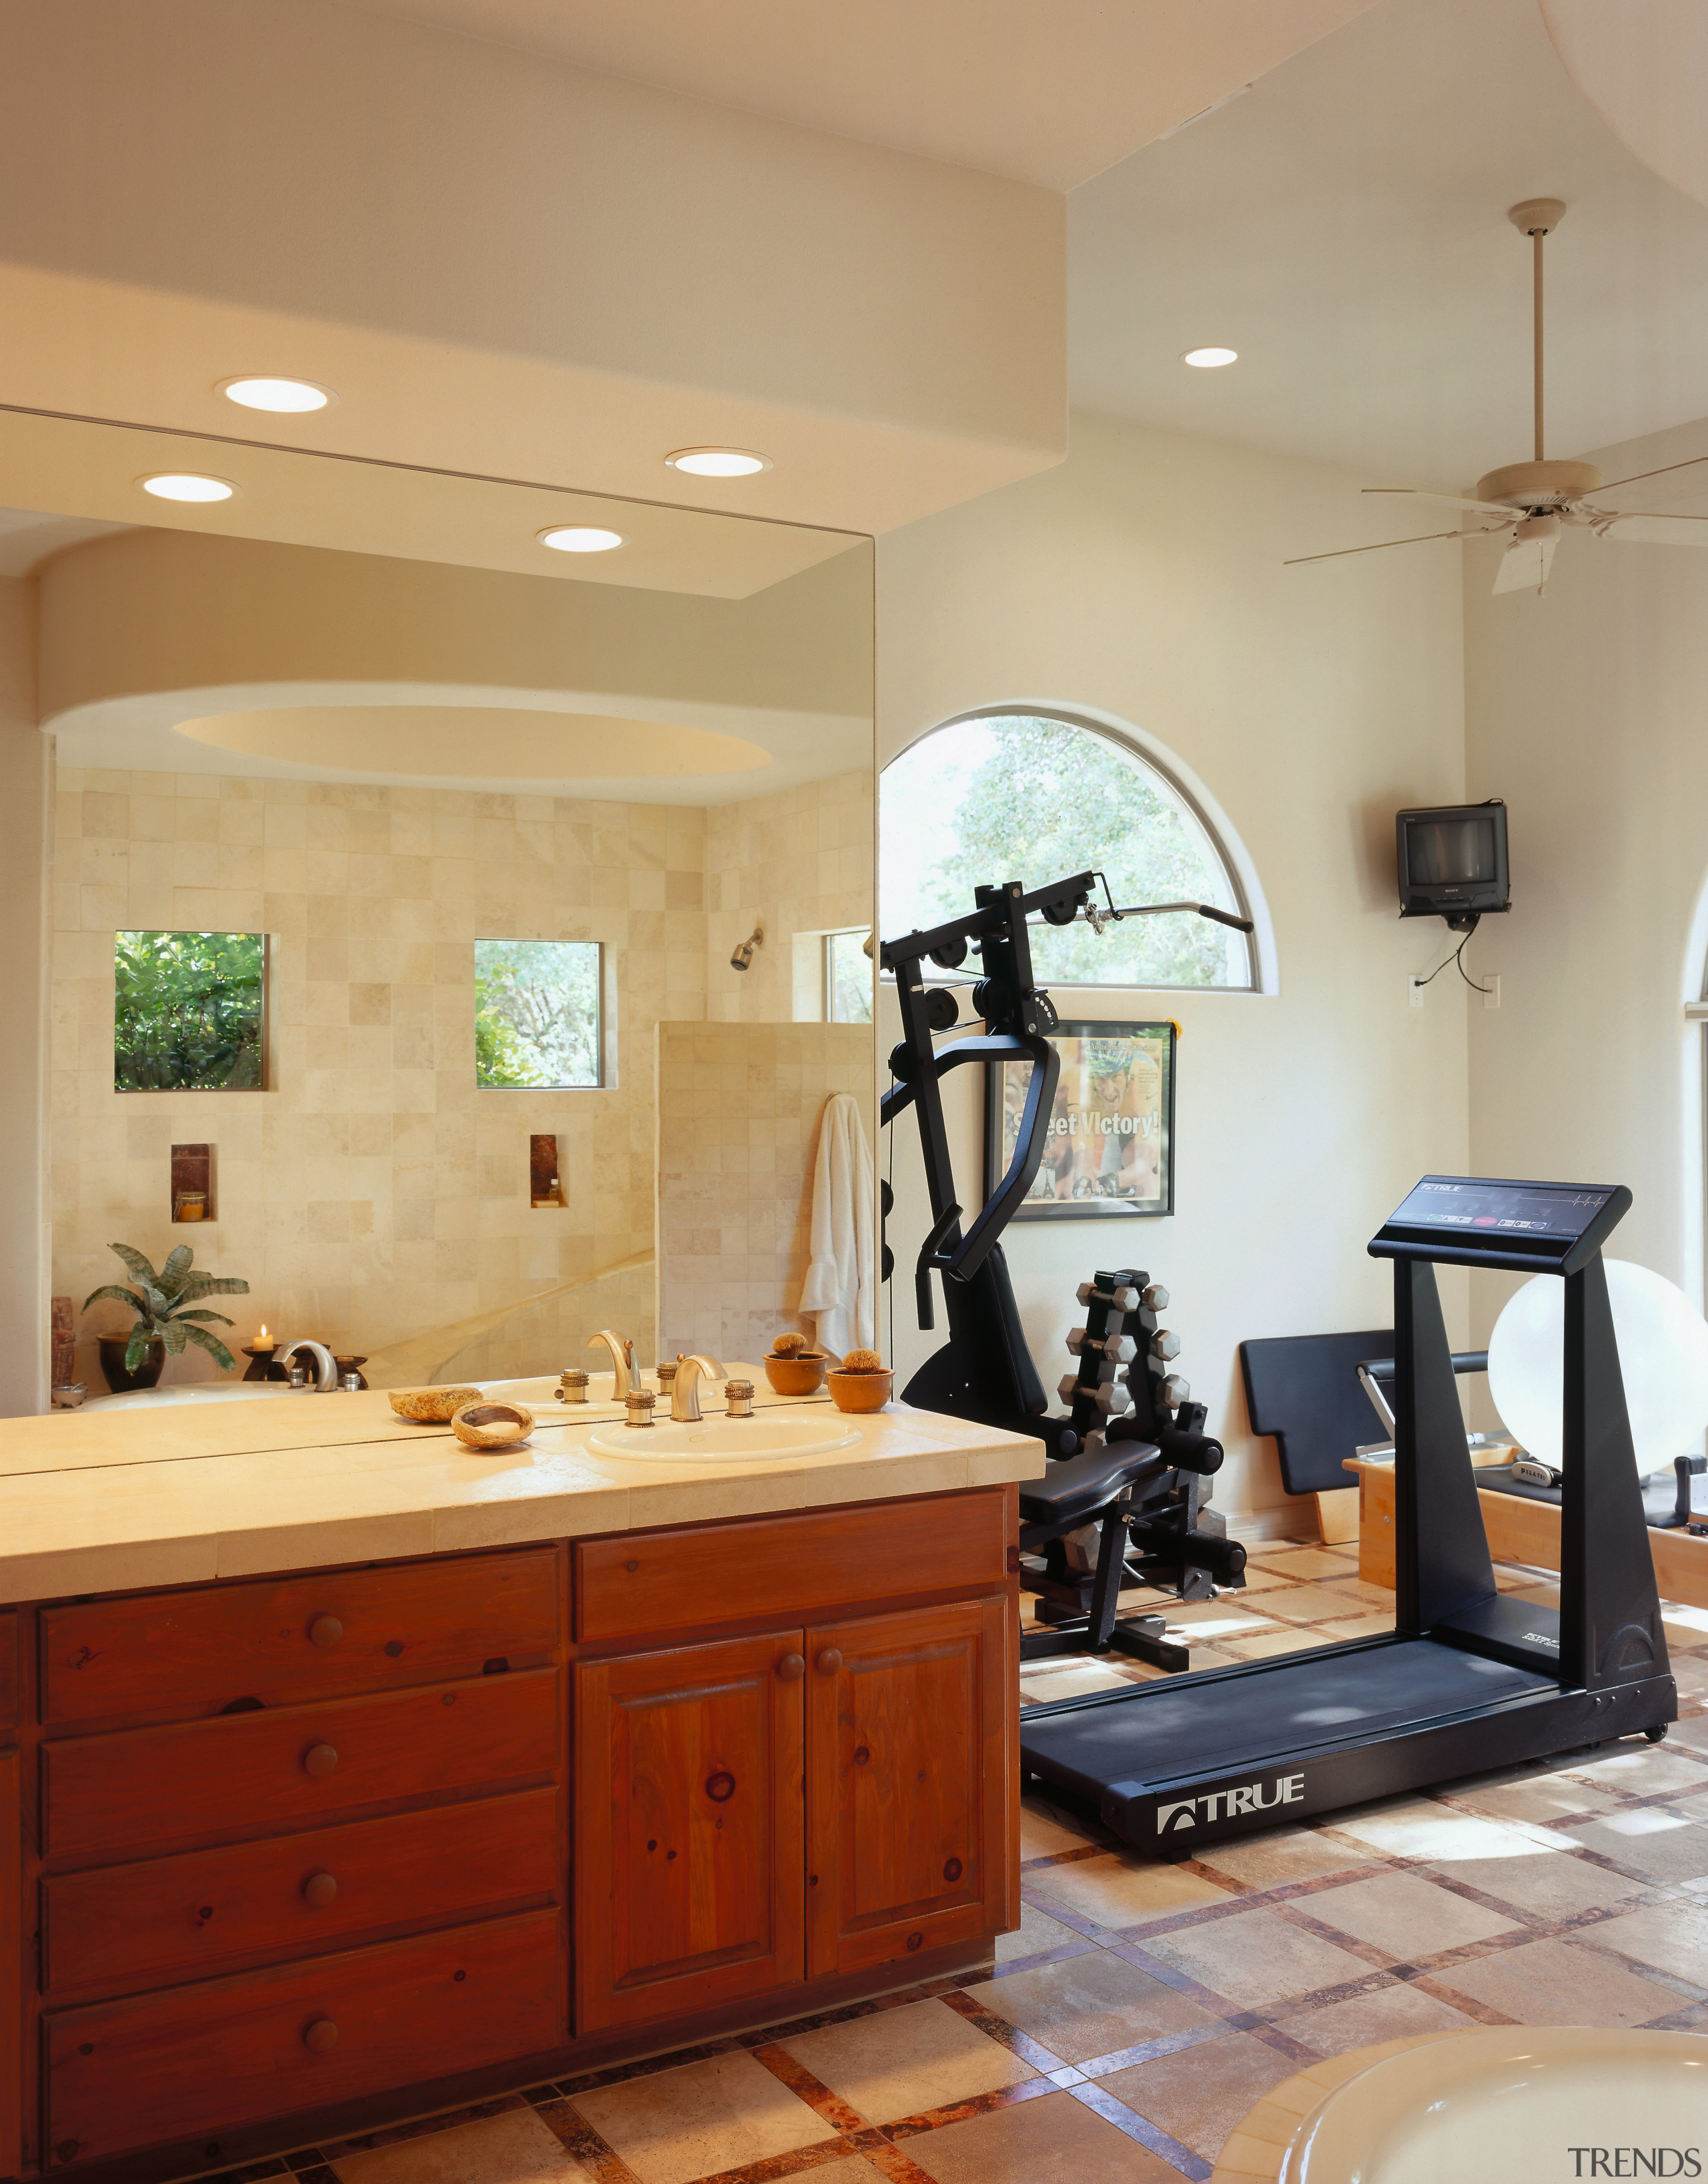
[705,771,874,1024]
[656,1022,876,1363]
[52,765,871,1391]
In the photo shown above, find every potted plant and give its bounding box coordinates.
[83,1243,250,1393]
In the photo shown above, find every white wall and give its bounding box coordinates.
[1463,419,1708,1365]
[0,579,51,1415]
[876,410,1470,1521]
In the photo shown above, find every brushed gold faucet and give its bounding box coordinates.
[586,1329,634,1399]
[671,1353,729,1423]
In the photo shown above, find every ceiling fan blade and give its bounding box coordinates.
[1284,526,1505,567]
[1597,453,1708,495]
[1492,528,1557,595]
[1364,488,1519,516]
[1592,512,1708,546]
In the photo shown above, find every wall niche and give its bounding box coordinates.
[530,1135,565,1208]
[171,1143,215,1224]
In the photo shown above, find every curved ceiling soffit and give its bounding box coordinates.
[1540,0,1708,211]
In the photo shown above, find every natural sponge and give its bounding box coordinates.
[770,1330,810,1357]
[841,1348,885,1373]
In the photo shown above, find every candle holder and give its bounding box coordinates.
[241,1345,286,1383]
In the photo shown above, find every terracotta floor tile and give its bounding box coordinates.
[1559,1743,1708,1798]
[967,1946,1212,2062]
[1444,1770,1627,1827]
[1434,1850,1651,1919]
[1672,1658,1708,1700]
[1315,1614,1398,1641]
[1021,1661,1133,1706]
[1432,1934,1685,2026]
[1563,1808,1708,1883]
[1587,1896,1708,1984]
[1138,1906,1372,2008]
[1302,1870,1520,1957]
[1245,1549,1358,1581]
[331,2109,588,2183]
[1148,1599,1280,1637]
[1021,1796,1101,1861]
[1098,2030,1300,2159]
[1332,1800,1569,1863]
[1274,1978,1474,2055]
[570,2049,837,2184]
[904,2087,1183,2184]
[997,1899,1087,1963]
[1229,1565,1299,1593]
[1318,1575,1398,1607]
[1216,1628,1327,1660]
[1247,1585,1370,1625]
[1027,1851,1232,1928]
[781,2163,887,2184]
[1668,1714,1708,1754]
[1194,1826,1378,1890]
[779,1996,1036,2125]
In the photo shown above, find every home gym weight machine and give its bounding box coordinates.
[879,871,1254,1664]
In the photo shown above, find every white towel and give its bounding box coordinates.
[799,1093,876,1360]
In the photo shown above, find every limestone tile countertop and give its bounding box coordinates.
[0,1374,1045,1599]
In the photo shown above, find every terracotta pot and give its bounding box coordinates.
[763,1353,827,1397]
[98,1335,164,1393]
[827,1368,893,1414]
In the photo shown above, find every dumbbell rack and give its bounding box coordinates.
[1027,1266,1241,1629]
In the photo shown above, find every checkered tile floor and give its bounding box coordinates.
[205,1541,1708,2184]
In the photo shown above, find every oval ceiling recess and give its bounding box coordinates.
[173,705,771,780]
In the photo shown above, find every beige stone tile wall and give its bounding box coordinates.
[657,1022,877,1363]
[53,768,706,1388]
[705,771,873,1024]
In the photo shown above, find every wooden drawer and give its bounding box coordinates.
[0,1610,15,1734]
[45,1908,564,2169]
[45,1786,560,1995]
[41,1548,560,1726]
[45,1670,558,1860]
[576,1491,1009,1643]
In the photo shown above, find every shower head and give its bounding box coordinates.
[729,924,764,972]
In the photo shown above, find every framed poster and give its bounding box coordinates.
[985,1020,1176,1220]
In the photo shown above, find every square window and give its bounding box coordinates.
[114,931,267,1092]
[825,929,873,1024]
[475,939,602,1088]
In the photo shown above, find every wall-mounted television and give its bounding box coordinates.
[1396,800,1509,930]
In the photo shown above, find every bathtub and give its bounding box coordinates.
[1217,2027,1708,2184]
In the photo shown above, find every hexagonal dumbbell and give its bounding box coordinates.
[1150,1329,1182,1361]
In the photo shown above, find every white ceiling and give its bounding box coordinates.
[334,0,1379,191]
[1069,0,1708,490]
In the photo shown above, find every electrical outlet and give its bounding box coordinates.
[1408,975,1426,1008]
[1482,973,1501,1010]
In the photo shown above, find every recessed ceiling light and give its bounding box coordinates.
[538,524,626,553]
[665,447,772,478]
[139,473,237,502]
[1182,346,1239,368]
[218,375,334,413]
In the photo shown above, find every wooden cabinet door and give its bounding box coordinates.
[805,1601,1008,1978]
[0,1747,17,2181]
[576,1631,805,2033]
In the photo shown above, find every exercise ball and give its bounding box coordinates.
[1487,1258,1708,1472]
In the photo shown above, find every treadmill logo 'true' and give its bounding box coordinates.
[1156,1774,1305,1832]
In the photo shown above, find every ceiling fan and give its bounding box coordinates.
[1288,199,1708,595]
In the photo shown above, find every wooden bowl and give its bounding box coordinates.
[827,1369,893,1414]
[388,1385,482,1423]
[764,1353,827,1397]
[450,1400,534,1451]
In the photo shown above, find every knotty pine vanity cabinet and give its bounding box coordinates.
[7,1485,1017,2183]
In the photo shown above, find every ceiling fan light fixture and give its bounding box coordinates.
[1182,346,1238,368]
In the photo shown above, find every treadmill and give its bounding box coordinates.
[1019,1175,1677,1854]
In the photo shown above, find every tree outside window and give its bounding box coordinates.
[114,931,267,1092]
[880,714,1250,990]
[474,940,602,1088]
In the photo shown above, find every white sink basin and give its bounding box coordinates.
[584,1416,861,1461]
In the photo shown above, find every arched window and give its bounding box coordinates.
[880,709,1254,990]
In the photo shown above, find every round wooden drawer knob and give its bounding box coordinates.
[308,1615,344,1649]
[302,2017,339,2053]
[816,1648,843,1676]
[302,1871,338,1908]
[777,1653,806,1682]
[302,1743,339,1779]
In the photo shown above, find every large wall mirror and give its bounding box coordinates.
[1,408,873,1397]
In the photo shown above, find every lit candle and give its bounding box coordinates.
[252,1325,276,1353]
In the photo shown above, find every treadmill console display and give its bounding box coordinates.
[1370,1174,1631,1275]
